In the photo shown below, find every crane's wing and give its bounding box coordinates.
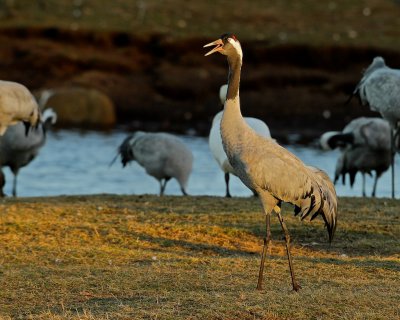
[240,137,337,241]
[358,119,391,149]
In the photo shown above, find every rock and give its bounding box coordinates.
[39,87,116,129]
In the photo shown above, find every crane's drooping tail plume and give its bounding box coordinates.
[300,166,337,242]
[109,135,134,167]
[117,135,135,167]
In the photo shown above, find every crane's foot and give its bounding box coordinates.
[292,283,302,292]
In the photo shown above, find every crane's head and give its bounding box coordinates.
[363,56,386,78]
[204,33,242,58]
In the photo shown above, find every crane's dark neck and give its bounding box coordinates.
[226,54,242,101]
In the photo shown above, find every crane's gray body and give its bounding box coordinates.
[209,110,271,174]
[0,109,56,196]
[117,131,193,195]
[355,57,400,128]
[320,117,391,196]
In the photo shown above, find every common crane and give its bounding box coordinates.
[204,34,337,291]
[320,117,391,197]
[111,131,193,196]
[0,109,57,196]
[352,56,400,198]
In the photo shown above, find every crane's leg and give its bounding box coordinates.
[362,173,366,197]
[12,173,18,197]
[0,170,5,197]
[371,171,380,197]
[180,187,188,196]
[257,214,271,290]
[224,173,231,198]
[275,210,301,291]
[159,177,171,196]
[159,180,166,196]
[390,128,398,199]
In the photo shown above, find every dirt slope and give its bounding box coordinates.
[0,26,398,141]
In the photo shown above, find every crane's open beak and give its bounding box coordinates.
[204,39,224,56]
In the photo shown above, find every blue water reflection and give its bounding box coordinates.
[2,129,398,198]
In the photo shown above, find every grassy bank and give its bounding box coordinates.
[1,0,400,49]
[0,195,398,319]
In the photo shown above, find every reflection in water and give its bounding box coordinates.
[2,129,398,198]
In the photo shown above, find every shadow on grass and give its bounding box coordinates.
[235,220,399,257]
[295,255,400,271]
[131,222,398,259]
[135,232,258,257]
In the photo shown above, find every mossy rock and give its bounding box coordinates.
[40,87,116,129]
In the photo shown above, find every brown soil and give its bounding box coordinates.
[1,27,398,142]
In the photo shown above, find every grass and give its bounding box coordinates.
[0,194,398,319]
[1,0,400,49]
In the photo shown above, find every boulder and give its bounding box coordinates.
[39,87,116,129]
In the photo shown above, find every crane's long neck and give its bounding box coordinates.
[221,53,249,156]
[226,55,242,102]
[222,54,244,124]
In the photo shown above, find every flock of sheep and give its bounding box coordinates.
[0,57,398,200]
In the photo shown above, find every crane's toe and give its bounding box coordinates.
[292,283,302,292]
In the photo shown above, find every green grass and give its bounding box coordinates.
[0,195,398,319]
[1,0,400,49]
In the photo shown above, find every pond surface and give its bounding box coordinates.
[2,129,398,198]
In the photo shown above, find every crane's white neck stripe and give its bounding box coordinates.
[228,38,243,59]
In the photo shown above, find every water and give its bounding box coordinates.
[2,129,398,198]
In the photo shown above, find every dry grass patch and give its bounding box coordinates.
[0,195,399,319]
[1,1,400,48]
